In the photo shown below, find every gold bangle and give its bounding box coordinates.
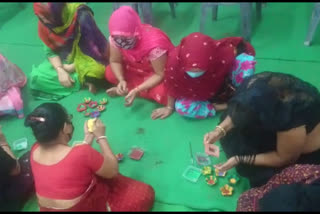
[216,125,226,137]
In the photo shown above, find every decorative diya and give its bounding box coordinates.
[88,101,98,108]
[87,119,96,133]
[115,153,124,162]
[202,166,212,176]
[220,184,233,196]
[206,176,217,186]
[77,103,87,112]
[97,105,106,112]
[100,98,108,105]
[228,174,240,185]
[84,97,92,104]
[215,168,227,177]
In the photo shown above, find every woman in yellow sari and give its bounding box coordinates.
[31,3,109,100]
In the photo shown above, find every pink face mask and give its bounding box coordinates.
[112,36,137,50]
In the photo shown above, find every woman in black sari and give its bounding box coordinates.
[0,126,34,211]
[204,72,320,187]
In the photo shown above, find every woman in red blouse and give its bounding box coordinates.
[25,103,155,211]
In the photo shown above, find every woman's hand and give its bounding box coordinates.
[214,156,238,172]
[203,129,223,145]
[117,80,128,96]
[151,107,173,120]
[63,63,75,73]
[57,67,75,87]
[125,88,138,107]
[0,125,8,147]
[92,119,106,138]
[204,144,220,157]
[83,121,95,145]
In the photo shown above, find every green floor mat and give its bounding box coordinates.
[1,2,320,212]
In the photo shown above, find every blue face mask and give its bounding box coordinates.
[186,71,205,78]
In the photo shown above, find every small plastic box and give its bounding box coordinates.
[129,148,144,160]
[12,138,28,151]
[182,165,202,183]
[195,152,212,166]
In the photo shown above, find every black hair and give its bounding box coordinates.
[24,103,69,144]
[0,147,17,177]
[236,40,247,56]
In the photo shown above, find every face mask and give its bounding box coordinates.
[66,114,74,141]
[186,71,205,78]
[113,36,137,50]
[67,123,74,142]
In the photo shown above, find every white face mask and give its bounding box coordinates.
[186,71,205,78]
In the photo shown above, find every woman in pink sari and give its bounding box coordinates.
[105,6,174,111]
[0,54,27,119]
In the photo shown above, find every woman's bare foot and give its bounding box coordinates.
[87,83,97,94]
[106,87,121,97]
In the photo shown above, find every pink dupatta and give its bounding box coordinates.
[0,54,26,118]
[108,6,174,63]
[0,54,26,98]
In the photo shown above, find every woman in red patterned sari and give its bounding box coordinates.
[237,164,320,211]
[26,103,155,211]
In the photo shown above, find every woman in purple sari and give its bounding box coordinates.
[31,3,109,100]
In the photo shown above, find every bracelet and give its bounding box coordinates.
[96,136,107,143]
[166,106,174,110]
[216,125,226,137]
[0,142,9,148]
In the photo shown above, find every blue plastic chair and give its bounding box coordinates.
[112,2,177,25]
[200,2,264,41]
[304,3,320,46]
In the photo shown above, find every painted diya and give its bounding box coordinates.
[220,184,233,196]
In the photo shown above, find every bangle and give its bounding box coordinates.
[55,65,63,70]
[216,125,226,137]
[0,142,9,148]
[96,136,107,143]
[166,106,174,110]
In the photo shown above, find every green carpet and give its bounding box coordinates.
[1,2,320,212]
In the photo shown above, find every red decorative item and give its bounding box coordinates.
[84,111,91,117]
[88,101,98,108]
[129,148,144,160]
[116,153,124,162]
[77,103,87,112]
